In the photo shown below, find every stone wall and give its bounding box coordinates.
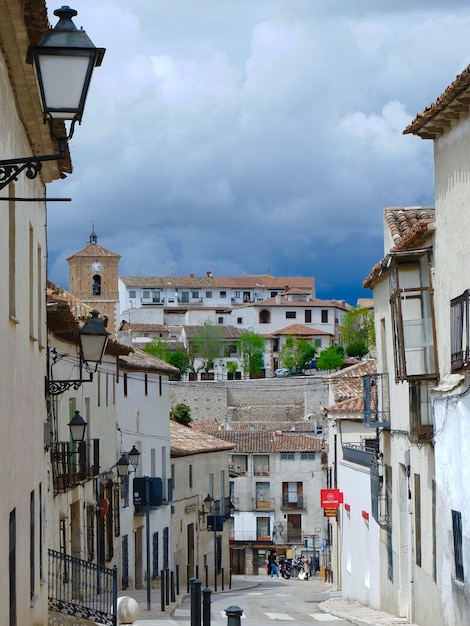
[169,376,328,430]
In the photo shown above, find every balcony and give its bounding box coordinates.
[253,497,275,511]
[342,440,377,467]
[363,373,390,428]
[229,530,273,543]
[51,439,100,494]
[281,495,305,510]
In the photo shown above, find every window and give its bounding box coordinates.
[282,482,304,508]
[129,290,136,298]
[122,535,129,589]
[253,455,269,474]
[409,381,435,439]
[189,464,193,489]
[181,291,189,303]
[280,453,295,461]
[206,291,212,298]
[237,317,243,324]
[451,289,470,371]
[152,291,160,302]
[143,290,150,298]
[273,338,279,352]
[314,338,321,347]
[218,317,224,324]
[259,310,270,324]
[271,291,278,298]
[232,454,248,473]
[255,482,271,508]
[414,474,421,567]
[301,452,315,460]
[92,274,101,296]
[286,311,296,319]
[452,510,464,582]
[305,310,312,323]
[321,310,328,323]
[220,291,227,298]
[152,532,159,579]
[243,291,250,302]
[192,291,199,298]
[256,517,271,540]
[389,250,437,380]
[163,527,169,570]
[234,291,240,298]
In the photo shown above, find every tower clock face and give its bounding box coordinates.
[91,261,102,271]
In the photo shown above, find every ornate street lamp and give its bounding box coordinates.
[0,5,105,190]
[68,409,87,443]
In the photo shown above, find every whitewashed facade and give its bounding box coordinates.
[0,2,72,623]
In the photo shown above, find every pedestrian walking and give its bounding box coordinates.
[269,550,279,578]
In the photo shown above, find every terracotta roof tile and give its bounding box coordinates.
[206,431,323,453]
[404,64,470,139]
[323,359,376,407]
[120,275,313,291]
[270,324,331,337]
[67,243,121,261]
[119,349,179,375]
[363,206,435,289]
[170,421,235,457]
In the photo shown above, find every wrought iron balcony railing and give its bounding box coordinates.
[51,439,100,494]
[281,495,306,509]
[363,373,390,428]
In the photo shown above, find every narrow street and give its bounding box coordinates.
[172,576,352,626]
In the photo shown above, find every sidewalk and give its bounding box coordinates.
[319,591,419,626]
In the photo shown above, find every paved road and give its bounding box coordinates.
[173,576,353,626]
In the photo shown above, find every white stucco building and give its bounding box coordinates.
[403,63,470,625]
[0,3,75,623]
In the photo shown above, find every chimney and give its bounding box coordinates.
[207,270,212,278]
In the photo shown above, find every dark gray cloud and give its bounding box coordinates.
[47,1,470,304]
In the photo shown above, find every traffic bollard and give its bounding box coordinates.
[202,587,211,626]
[225,605,243,626]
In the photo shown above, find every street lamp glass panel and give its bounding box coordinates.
[128,446,141,468]
[68,410,87,442]
[116,454,130,478]
[33,53,94,119]
[78,310,109,370]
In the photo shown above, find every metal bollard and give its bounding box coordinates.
[221,567,224,591]
[225,605,243,626]
[196,564,199,580]
[171,570,176,602]
[229,568,232,590]
[205,564,209,589]
[161,569,165,612]
[190,578,202,626]
[165,568,170,606]
[202,587,211,626]
[176,564,180,596]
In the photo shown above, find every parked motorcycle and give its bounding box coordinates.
[279,557,309,580]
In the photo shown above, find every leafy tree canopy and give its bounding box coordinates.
[238,331,266,377]
[170,403,192,426]
[346,340,369,360]
[280,336,317,372]
[192,321,225,372]
[145,339,190,380]
[317,345,344,371]
[340,307,375,350]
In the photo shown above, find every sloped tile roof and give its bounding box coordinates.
[404,64,470,139]
[67,243,121,261]
[208,431,323,453]
[119,349,179,375]
[323,359,376,410]
[271,324,331,337]
[243,295,350,309]
[170,421,235,457]
[120,274,313,291]
[118,321,168,333]
[363,206,435,289]
[183,325,243,339]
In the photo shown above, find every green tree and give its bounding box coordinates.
[317,345,345,371]
[145,339,190,380]
[170,403,192,426]
[346,340,369,359]
[238,331,266,378]
[340,307,375,350]
[279,337,317,373]
[192,321,224,372]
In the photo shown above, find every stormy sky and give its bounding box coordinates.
[46,0,470,305]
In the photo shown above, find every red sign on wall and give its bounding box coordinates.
[320,489,343,508]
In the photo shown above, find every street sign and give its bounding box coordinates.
[320,488,343,508]
[133,477,162,507]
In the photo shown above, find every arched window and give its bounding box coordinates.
[259,310,270,324]
[92,274,101,296]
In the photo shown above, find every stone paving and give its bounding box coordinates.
[48,574,420,626]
